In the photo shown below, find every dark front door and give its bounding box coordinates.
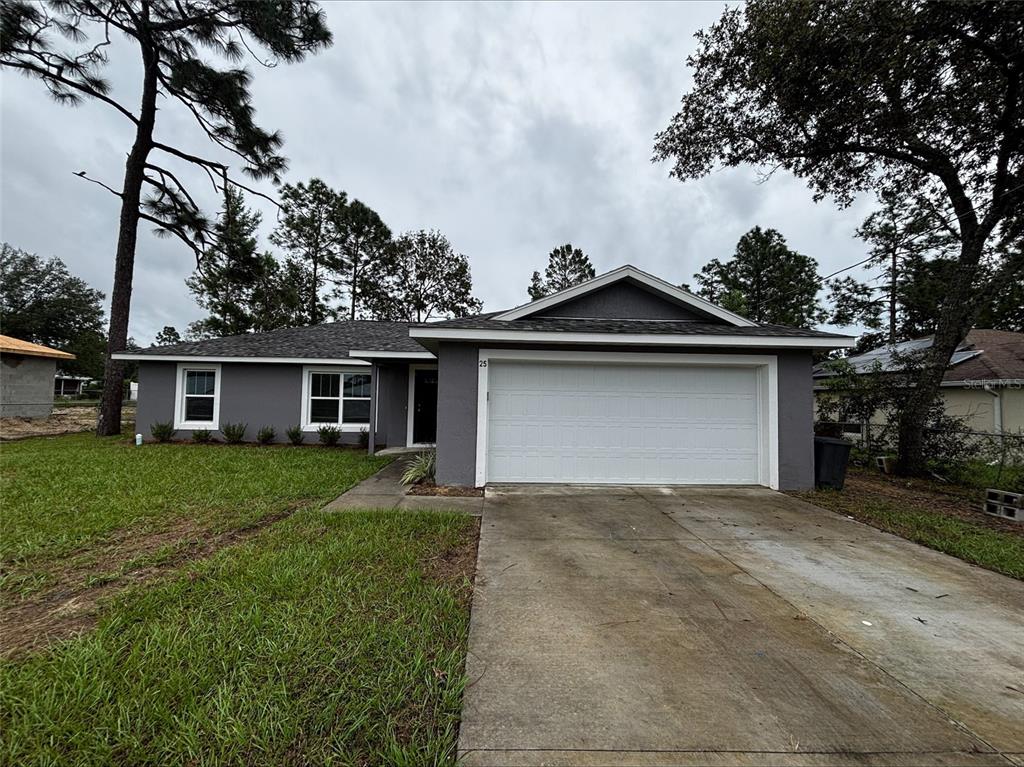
[412,368,438,444]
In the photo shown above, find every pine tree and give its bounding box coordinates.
[0,1,332,434]
[693,227,823,328]
[528,244,596,300]
[186,188,269,338]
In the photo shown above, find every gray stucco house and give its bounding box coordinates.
[117,265,854,489]
[1,335,76,418]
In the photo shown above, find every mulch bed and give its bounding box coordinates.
[406,482,484,497]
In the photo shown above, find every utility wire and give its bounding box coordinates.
[749,178,1024,310]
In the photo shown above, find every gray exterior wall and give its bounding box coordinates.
[536,281,714,321]
[434,342,816,490]
[776,351,814,490]
[369,362,409,450]
[435,343,479,486]
[0,354,56,418]
[136,360,366,444]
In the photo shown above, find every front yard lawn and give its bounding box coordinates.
[794,466,1024,580]
[1,433,389,595]
[0,434,480,765]
[1,509,478,766]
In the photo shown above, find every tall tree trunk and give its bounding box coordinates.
[350,258,357,321]
[894,236,984,475]
[311,258,319,325]
[888,245,897,344]
[96,39,158,437]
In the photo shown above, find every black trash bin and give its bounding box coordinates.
[813,436,853,490]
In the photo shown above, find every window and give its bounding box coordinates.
[303,368,372,430]
[174,364,221,428]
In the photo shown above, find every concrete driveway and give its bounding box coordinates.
[458,486,1024,767]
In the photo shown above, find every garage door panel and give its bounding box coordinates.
[487,361,762,485]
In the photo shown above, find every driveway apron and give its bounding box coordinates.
[457,486,1024,767]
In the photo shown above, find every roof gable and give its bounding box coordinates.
[533,279,719,322]
[495,265,757,327]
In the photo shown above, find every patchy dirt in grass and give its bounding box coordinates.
[794,466,1023,537]
[0,407,135,441]
[0,504,301,657]
[421,519,480,607]
[407,482,484,497]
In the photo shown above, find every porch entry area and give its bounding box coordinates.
[408,365,438,446]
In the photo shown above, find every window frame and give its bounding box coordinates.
[173,362,222,430]
[300,365,372,432]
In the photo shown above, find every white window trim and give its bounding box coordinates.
[173,363,222,430]
[300,365,372,433]
[406,364,439,447]
[474,349,780,490]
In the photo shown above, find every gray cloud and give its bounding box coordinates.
[1,1,878,344]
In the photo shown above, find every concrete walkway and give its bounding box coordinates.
[459,485,1024,767]
[322,459,483,514]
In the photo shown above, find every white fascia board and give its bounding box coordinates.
[111,353,370,366]
[348,349,436,360]
[409,326,856,349]
[492,265,758,327]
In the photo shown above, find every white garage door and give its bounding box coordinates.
[486,361,762,484]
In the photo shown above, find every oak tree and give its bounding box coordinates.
[654,0,1023,474]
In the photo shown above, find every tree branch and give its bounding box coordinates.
[73,170,123,197]
[2,57,139,124]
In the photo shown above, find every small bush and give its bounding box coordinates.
[401,451,436,485]
[286,425,304,446]
[317,424,341,446]
[256,426,276,445]
[221,422,247,444]
[191,428,213,444]
[150,422,176,443]
[358,427,370,449]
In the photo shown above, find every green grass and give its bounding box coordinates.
[802,491,1024,580]
[943,460,1024,494]
[0,434,390,591]
[0,509,477,766]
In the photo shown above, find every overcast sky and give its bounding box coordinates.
[1,1,879,345]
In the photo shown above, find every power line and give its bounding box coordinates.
[750,178,1024,311]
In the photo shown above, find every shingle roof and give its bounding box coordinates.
[123,321,422,359]
[944,329,1024,383]
[0,335,75,360]
[813,329,1024,383]
[415,315,850,339]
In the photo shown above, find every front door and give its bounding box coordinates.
[412,367,438,444]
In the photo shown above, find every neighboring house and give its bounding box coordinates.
[54,374,91,398]
[813,329,1024,435]
[116,265,853,489]
[0,335,76,418]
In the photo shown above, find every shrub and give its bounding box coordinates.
[401,451,436,485]
[358,427,370,449]
[317,424,341,447]
[150,422,176,443]
[191,428,213,444]
[221,422,247,444]
[256,425,276,445]
[286,425,304,446]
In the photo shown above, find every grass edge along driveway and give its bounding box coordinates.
[1,508,480,766]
